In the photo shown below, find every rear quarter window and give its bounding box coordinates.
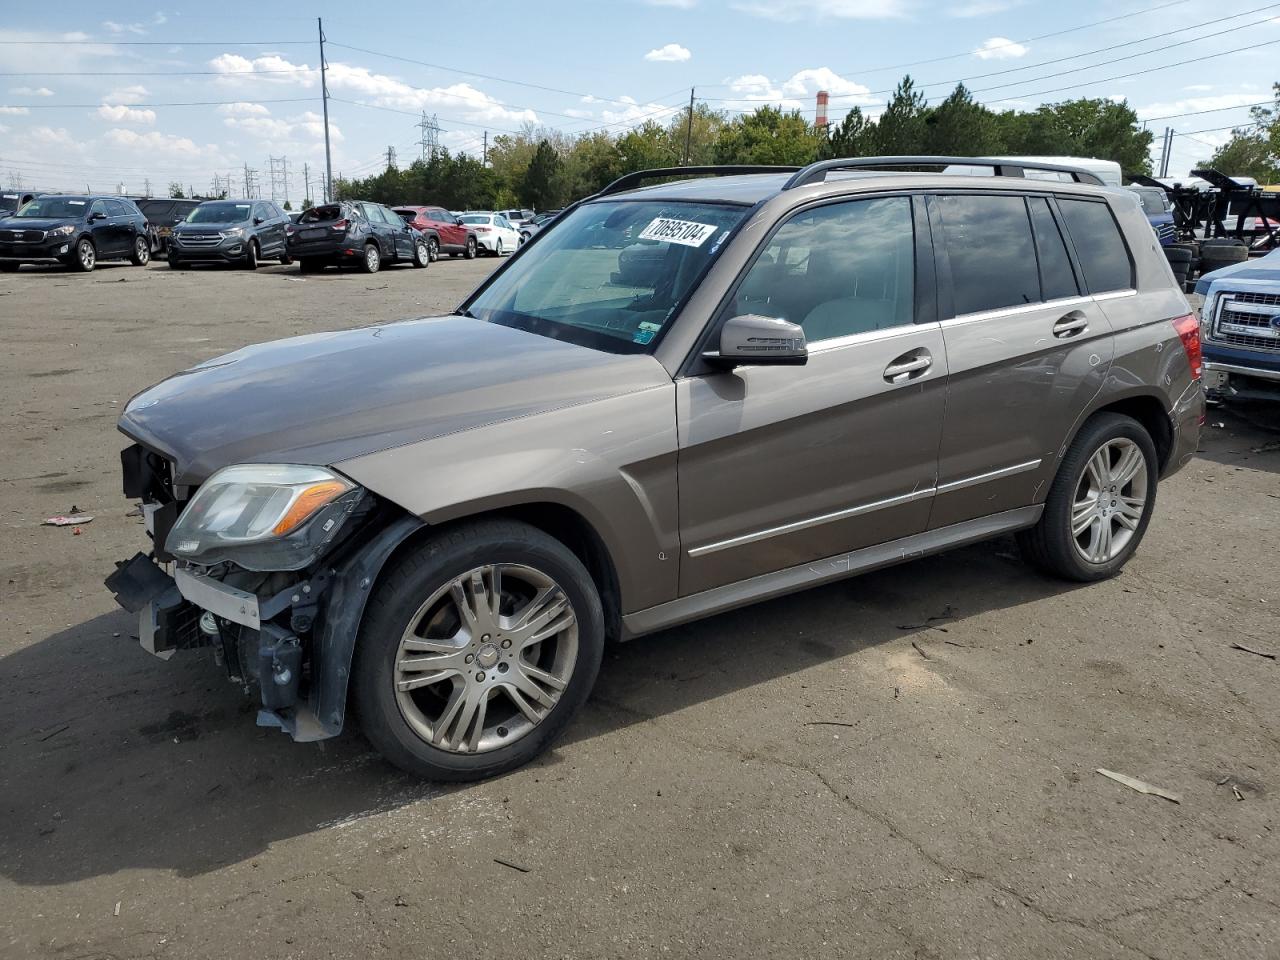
[1056,197,1134,293]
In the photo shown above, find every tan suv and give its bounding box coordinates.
[105,157,1205,780]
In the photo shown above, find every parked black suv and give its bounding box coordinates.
[287,200,430,273]
[168,199,292,269]
[0,195,150,272]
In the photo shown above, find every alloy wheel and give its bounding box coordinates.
[365,244,380,272]
[78,240,95,270]
[134,237,150,265]
[1071,438,1148,564]
[393,563,579,754]
[427,238,439,261]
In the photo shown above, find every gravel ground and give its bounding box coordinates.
[0,257,1277,960]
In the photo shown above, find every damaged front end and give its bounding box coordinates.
[105,444,421,741]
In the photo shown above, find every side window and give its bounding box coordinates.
[105,199,129,217]
[1028,198,1079,301]
[1056,198,1133,294]
[89,199,108,218]
[937,194,1040,315]
[731,196,915,343]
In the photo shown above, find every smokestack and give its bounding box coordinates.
[816,90,829,129]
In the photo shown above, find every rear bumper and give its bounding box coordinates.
[1164,379,1205,478]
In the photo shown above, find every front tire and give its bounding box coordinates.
[353,519,604,781]
[1018,413,1158,582]
[129,236,150,266]
[244,240,259,270]
[494,239,504,257]
[70,238,96,272]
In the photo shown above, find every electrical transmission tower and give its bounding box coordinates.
[267,156,290,204]
[242,163,259,199]
[417,111,441,160]
[385,145,398,170]
[5,169,23,190]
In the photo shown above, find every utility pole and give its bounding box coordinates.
[683,88,695,165]
[482,131,488,166]
[143,177,152,197]
[319,17,334,203]
[302,162,311,203]
[1158,126,1173,178]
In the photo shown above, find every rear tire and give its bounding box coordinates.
[412,240,429,268]
[463,237,477,260]
[280,252,293,265]
[361,242,381,273]
[426,237,439,262]
[1018,413,1158,582]
[352,519,605,781]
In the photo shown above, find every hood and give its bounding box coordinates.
[0,216,79,232]
[173,220,248,232]
[118,315,671,484]
[1195,248,1280,296]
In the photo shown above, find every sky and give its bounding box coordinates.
[0,0,1276,198]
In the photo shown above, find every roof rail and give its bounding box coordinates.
[596,165,801,197]
[782,156,1106,190]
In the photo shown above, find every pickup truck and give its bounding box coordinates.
[1196,247,1280,402]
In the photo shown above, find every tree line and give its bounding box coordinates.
[332,76,1160,211]
[1206,83,1279,183]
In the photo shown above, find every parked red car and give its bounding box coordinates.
[392,206,478,261]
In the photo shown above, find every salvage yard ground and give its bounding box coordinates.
[0,259,1277,959]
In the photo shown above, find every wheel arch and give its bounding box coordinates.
[1061,390,1174,476]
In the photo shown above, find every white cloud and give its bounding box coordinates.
[217,101,271,116]
[732,0,909,21]
[153,11,168,25]
[645,43,692,62]
[103,20,148,36]
[1135,92,1269,120]
[1184,84,1214,93]
[0,106,30,115]
[10,86,54,97]
[96,104,157,124]
[209,52,539,127]
[104,85,149,105]
[973,37,1028,60]
[645,0,697,6]
[949,0,1022,15]
[724,66,878,112]
[222,108,344,143]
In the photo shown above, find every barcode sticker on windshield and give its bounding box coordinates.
[638,217,718,247]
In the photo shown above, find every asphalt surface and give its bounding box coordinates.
[0,255,1277,960]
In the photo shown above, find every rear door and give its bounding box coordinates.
[381,205,414,258]
[104,199,134,255]
[927,192,1114,530]
[676,194,948,595]
[433,209,464,248]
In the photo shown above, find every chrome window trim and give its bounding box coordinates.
[687,458,1043,558]
[939,295,1092,327]
[806,320,933,353]
[1093,288,1137,302]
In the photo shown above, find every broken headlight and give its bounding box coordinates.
[165,464,363,571]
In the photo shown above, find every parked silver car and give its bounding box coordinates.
[105,157,1204,780]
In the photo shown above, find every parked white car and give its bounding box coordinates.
[458,213,521,256]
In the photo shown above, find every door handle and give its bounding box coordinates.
[1052,311,1089,338]
[883,349,932,383]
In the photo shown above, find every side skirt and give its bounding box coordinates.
[621,505,1042,639]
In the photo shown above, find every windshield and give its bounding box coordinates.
[459,215,491,225]
[465,199,750,354]
[186,202,252,224]
[15,197,90,219]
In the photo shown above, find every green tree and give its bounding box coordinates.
[667,102,728,165]
[617,121,674,172]
[999,98,1153,175]
[713,106,819,165]
[522,139,563,209]
[821,106,875,159]
[561,130,623,201]
[167,182,185,198]
[875,76,928,155]
[1207,85,1278,180]
[302,197,314,211]
[924,84,1001,156]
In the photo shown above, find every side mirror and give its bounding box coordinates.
[253,217,264,226]
[89,211,106,222]
[704,314,808,369]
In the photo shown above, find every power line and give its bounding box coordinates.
[0,69,314,77]
[1141,99,1276,123]
[0,38,313,45]
[1,97,316,108]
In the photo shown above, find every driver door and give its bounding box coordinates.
[675,195,948,595]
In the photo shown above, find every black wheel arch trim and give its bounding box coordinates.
[311,512,426,738]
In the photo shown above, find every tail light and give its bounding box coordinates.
[285,224,296,236]
[1172,313,1202,381]
[473,226,491,233]
[330,218,349,232]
